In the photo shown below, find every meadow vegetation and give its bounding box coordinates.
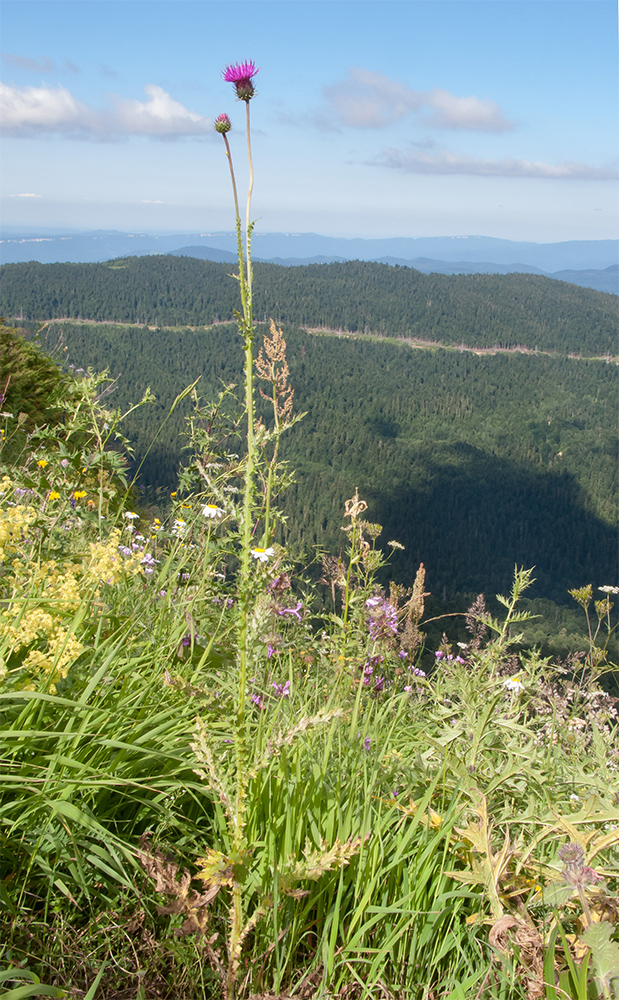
[1,60,618,1000]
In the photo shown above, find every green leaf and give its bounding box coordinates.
[581,920,619,990]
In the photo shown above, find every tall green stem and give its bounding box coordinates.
[245,101,254,293]
[216,87,257,1000]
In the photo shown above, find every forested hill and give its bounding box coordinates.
[17,316,617,606]
[1,255,617,356]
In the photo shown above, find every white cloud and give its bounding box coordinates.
[378,146,619,180]
[112,85,208,136]
[1,52,55,73]
[0,82,211,138]
[319,67,512,131]
[424,89,512,131]
[12,192,41,198]
[0,83,89,134]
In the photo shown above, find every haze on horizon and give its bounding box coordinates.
[0,0,617,244]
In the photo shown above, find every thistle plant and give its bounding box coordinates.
[150,62,360,1000]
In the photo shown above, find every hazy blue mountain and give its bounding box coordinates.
[548,264,619,295]
[1,230,616,292]
[168,245,239,263]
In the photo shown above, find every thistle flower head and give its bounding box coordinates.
[214,113,231,134]
[222,60,259,102]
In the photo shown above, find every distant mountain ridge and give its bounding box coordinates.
[169,246,618,294]
[1,228,616,266]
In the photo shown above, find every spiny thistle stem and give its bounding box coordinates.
[245,100,255,293]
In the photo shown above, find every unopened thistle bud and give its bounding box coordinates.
[214,113,231,133]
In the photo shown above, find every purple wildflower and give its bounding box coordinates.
[251,693,264,709]
[363,737,371,751]
[435,651,445,660]
[214,113,231,133]
[267,643,276,658]
[268,573,291,593]
[398,650,408,660]
[409,666,426,677]
[374,676,385,693]
[222,61,259,102]
[118,545,132,557]
[454,656,466,664]
[277,601,303,621]
[272,680,290,698]
[60,458,69,468]
[366,596,398,642]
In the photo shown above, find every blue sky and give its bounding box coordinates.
[1,0,617,241]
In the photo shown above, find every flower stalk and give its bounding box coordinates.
[215,60,260,999]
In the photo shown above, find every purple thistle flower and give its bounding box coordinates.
[222,61,259,102]
[214,113,231,133]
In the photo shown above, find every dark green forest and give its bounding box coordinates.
[17,316,617,609]
[1,254,617,355]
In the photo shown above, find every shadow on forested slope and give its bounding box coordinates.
[20,320,617,604]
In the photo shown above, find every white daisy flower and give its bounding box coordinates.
[251,546,274,563]
[203,504,225,519]
[503,677,524,694]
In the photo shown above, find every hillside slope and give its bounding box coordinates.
[1,255,617,355]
